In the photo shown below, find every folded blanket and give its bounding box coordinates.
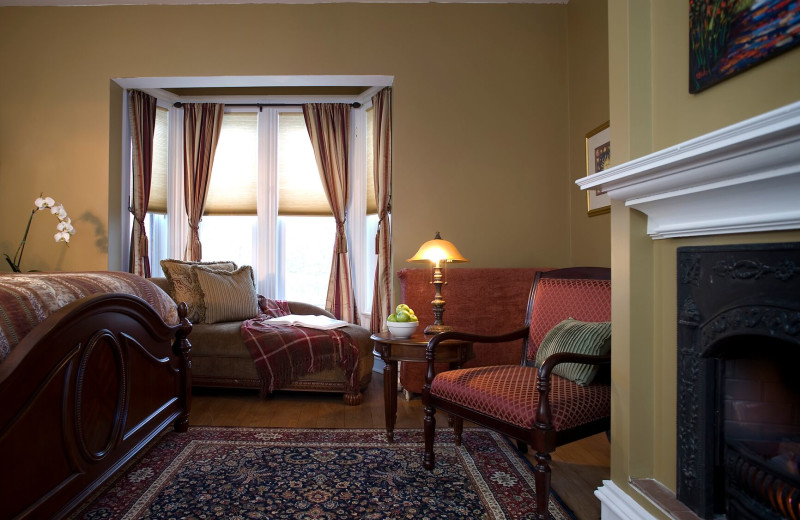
[0,271,179,362]
[241,300,360,396]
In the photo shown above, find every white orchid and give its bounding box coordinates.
[4,194,77,272]
[57,220,75,234]
[50,204,68,220]
[35,196,55,209]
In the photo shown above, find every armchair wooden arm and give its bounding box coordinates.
[424,327,529,385]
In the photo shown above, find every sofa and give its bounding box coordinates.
[397,267,550,396]
[151,275,374,405]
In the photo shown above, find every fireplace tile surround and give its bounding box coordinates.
[676,242,800,519]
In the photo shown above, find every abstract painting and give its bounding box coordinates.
[690,0,800,93]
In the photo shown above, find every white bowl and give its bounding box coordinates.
[387,320,418,339]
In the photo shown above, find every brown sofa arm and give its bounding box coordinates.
[286,301,335,319]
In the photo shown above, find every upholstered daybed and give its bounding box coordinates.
[0,271,191,520]
[152,260,373,405]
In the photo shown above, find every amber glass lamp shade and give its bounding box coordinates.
[407,232,468,334]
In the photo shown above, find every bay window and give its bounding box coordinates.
[139,101,375,313]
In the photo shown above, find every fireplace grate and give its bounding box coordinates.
[725,439,800,520]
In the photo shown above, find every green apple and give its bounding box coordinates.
[387,313,398,322]
[395,310,411,322]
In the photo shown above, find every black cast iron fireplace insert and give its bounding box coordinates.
[676,242,800,519]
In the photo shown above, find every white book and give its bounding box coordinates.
[265,314,349,330]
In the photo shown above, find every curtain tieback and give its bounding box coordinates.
[133,217,149,252]
[335,221,348,254]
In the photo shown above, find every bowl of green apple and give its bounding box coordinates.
[386,304,419,338]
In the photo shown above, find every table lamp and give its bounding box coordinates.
[407,232,468,334]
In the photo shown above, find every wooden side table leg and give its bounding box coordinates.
[383,359,398,442]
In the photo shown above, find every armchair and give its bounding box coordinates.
[422,267,611,520]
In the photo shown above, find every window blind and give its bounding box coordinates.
[204,112,258,215]
[278,112,331,216]
[366,106,377,214]
[148,106,169,214]
[149,108,378,217]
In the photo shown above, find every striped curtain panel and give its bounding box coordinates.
[370,88,393,333]
[302,103,357,323]
[182,103,224,261]
[128,90,157,277]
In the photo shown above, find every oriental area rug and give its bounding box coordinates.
[70,427,574,520]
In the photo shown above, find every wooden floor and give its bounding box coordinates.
[191,372,610,520]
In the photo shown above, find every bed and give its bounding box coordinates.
[0,271,192,520]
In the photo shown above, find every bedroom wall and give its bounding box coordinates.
[0,3,583,279]
[567,0,611,268]
[607,0,800,516]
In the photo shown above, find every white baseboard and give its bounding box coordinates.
[595,481,659,520]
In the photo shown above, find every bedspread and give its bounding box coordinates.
[0,271,179,361]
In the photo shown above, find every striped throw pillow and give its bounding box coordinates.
[160,259,237,323]
[193,265,259,324]
[534,318,611,385]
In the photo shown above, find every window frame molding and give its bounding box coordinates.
[113,76,392,321]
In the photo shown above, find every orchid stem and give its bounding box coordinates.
[13,208,37,271]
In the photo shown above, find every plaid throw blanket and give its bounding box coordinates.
[242,299,360,397]
[0,271,179,362]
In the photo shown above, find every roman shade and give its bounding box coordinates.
[148,111,378,217]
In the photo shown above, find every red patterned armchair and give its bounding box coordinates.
[422,267,611,520]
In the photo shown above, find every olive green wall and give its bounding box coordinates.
[567,0,611,267]
[0,3,610,278]
[608,0,800,516]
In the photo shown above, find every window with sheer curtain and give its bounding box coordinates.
[143,106,377,311]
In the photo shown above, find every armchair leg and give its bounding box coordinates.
[453,416,463,446]
[423,403,436,470]
[534,451,552,520]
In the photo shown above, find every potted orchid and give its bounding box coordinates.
[4,195,76,272]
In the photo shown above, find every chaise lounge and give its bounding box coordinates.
[152,260,374,405]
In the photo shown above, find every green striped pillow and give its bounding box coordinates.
[534,318,611,385]
[193,265,259,324]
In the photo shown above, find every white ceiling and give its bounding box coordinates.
[1,0,566,5]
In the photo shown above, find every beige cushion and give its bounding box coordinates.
[534,318,611,385]
[160,259,237,322]
[193,265,259,324]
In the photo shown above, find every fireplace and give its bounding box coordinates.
[676,242,800,519]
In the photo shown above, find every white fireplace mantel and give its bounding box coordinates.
[576,101,800,239]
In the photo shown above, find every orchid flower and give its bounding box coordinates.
[51,204,68,220]
[35,196,55,210]
[57,220,75,234]
[4,194,77,272]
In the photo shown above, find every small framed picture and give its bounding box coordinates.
[585,122,611,216]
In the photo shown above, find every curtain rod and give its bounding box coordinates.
[172,101,361,110]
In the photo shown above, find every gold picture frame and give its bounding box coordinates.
[585,122,611,216]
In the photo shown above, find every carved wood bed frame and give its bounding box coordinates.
[0,293,192,519]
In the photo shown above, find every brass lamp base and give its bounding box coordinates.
[424,324,453,335]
